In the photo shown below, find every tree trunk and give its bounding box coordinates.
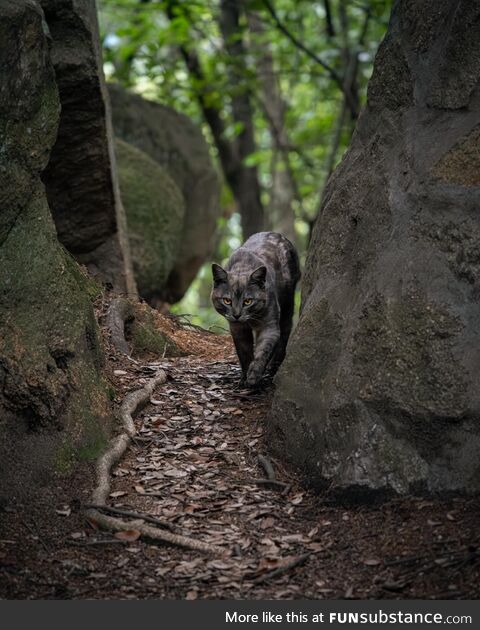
[218,0,264,238]
[248,12,296,244]
[269,0,480,499]
[167,0,264,240]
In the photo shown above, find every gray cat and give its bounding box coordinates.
[211,232,300,388]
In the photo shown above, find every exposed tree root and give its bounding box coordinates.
[86,369,224,555]
[90,371,166,506]
[87,512,224,555]
[106,297,133,355]
[257,454,276,481]
[85,503,177,532]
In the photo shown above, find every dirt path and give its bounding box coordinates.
[1,345,480,599]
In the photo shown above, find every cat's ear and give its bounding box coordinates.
[249,266,267,286]
[212,263,227,285]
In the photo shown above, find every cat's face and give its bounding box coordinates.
[211,264,268,323]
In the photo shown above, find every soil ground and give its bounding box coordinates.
[1,315,479,600]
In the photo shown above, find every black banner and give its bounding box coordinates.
[1,600,478,629]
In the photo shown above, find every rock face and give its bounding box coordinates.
[115,139,185,303]
[0,0,110,496]
[108,83,221,302]
[270,0,480,499]
[40,0,136,295]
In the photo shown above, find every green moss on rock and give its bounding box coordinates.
[115,138,185,302]
[126,303,184,358]
[0,0,112,498]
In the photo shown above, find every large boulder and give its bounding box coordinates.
[108,83,221,302]
[40,0,136,295]
[270,0,480,500]
[0,0,110,496]
[115,139,185,303]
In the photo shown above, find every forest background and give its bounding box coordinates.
[99,0,391,327]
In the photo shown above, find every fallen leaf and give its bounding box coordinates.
[163,469,188,478]
[363,558,381,566]
[114,529,141,542]
[260,517,275,530]
[186,590,198,600]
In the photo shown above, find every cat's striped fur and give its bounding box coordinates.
[211,232,300,387]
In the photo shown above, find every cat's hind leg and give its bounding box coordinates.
[229,322,254,384]
[268,289,295,375]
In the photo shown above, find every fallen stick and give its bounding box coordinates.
[85,504,177,532]
[244,478,289,491]
[86,370,224,555]
[88,512,224,555]
[67,539,126,547]
[253,553,311,585]
[257,454,276,481]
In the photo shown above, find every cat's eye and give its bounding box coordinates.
[223,297,232,305]
[243,298,253,305]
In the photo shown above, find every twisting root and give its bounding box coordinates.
[87,512,224,555]
[106,297,133,355]
[257,454,276,481]
[90,371,166,506]
[86,370,224,555]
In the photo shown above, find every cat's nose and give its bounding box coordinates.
[233,313,241,320]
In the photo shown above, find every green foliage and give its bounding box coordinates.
[98,0,391,324]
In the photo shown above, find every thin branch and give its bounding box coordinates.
[261,0,357,117]
[257,454,276,481]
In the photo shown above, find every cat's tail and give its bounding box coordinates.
[284,236,301,285]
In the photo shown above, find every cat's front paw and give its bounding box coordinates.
[237,375,247,389]
[246,367,262,389]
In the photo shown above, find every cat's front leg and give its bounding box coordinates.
[246,325,280,387]
[229,322,254,384]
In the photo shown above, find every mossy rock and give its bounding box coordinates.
[270,0,480,499]
[0,1,111,498]
[115,138,185,303]
[109,84,221,302]
[126,303,184,358]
